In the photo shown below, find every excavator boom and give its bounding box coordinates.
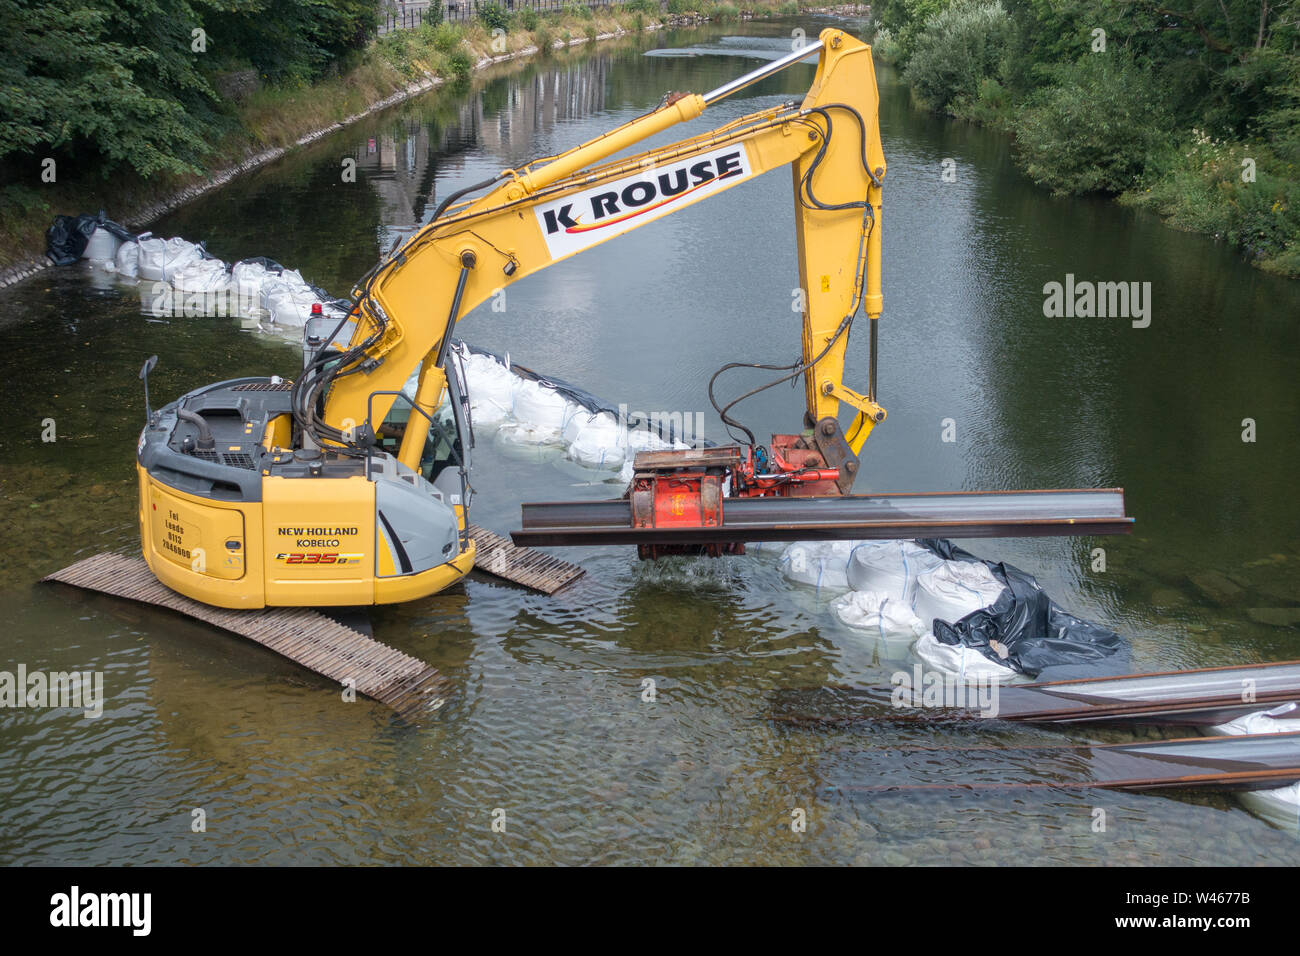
[315,29,887,469]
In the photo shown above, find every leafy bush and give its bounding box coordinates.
[870,26,899,62]
[666,0,693,14]
[622,0,659,13]
[564,1,594,19]
[513,7,540,30]
[962,76,1012,126]
[870,0,951,65]
[0,0,217,177]
[1124,132,1300,274]
[1014,55,1173,195]
[535,24,554,54]
[779,1,799,13]
[433,21,463,54]
[476,1,510,31]
[904,0,1013,114]
[447,47,474,78]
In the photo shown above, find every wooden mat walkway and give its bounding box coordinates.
[43,552,451,721]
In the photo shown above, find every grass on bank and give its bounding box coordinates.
[872,0,1300,277]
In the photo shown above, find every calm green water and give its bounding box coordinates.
[2,17,1298,865]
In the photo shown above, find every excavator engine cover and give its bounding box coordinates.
[137,377,476,609]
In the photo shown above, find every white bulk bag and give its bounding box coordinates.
[846,540,945,605]
[137,237,201,281]
[833,590,929,645]
[1208,704,1300,830]
[262,267,312,299]
[913,631,1018,682]
[1211,706,1300,737]
[260,269,318,327]
[913,560,1007,627]
[562,407,608,444]
[81,227,122,261]
[568,412,627,469]
[169,257,230,295]
[114,240,140,277]
[495,420,564,447]
[625,426,679,452]
[228,260,271,317]
[779,540,861,592]
[230,259,269,289]
[461,354,515,428]
[264,287,317,327]
[493,423,565,459]
[512,379,568,436]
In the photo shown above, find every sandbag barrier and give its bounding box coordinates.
[780,536,1128,684]
[50,214,696,479]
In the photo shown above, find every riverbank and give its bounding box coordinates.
[868,1,1300,279]
[0,3,868,287]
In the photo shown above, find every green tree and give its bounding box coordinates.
[1013,53,1173,194]
[0,0,218,176]
[904,0,1014,113]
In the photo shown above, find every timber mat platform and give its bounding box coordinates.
[42,552,451,721]
[467,523,585,595]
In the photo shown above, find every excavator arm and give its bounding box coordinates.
[313,29,886,471]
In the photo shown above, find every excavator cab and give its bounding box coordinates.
[136,354,476,609]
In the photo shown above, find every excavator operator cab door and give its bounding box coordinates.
[419,357,473,506]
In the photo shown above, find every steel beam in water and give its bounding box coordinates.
[838,732,1300,794]
[771,661,1300,728]
[512,488,1133,547]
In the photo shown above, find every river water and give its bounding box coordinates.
[2,16,1298,865]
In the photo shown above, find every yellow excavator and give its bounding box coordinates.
[135,28,1131,609]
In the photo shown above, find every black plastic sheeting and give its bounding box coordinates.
[45,211,134,266]
[916,538,1129,681]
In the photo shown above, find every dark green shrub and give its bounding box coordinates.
[476,1,510,31]
[904,0,1013,114]
[447,47,474,78]
[1014,55,1173,195]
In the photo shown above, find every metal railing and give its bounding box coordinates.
[379,0,641,33]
